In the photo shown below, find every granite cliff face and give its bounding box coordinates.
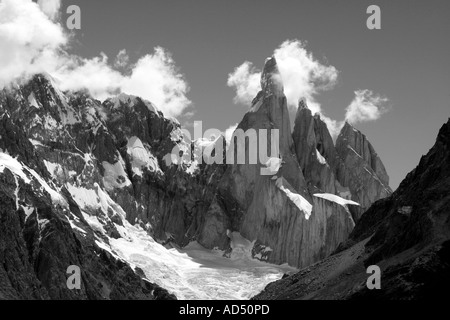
[197,57,391,268]
[335,122,392,221]
[0,57,392,299]
[254,118,450,300]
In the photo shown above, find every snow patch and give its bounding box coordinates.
[102,155,132,190]
[262,157,282,176]
[126,136,162,177]
[185,159,199,175]
[29,139,44,147]
[21,205,35,221]
[275,177,312,220]
[27,92,41,109]
[314,193,360,207]
[69,220,87,235]
[44,160,63,177]
[316,149,327,165]
[26,168,67,207]
[0,152,31,183]
[43,115,59,131]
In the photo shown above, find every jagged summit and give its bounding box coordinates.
[105,92,160,115]
[260,56,283,96]
[339,120,358,135]
[209,57,392,268]
[298,98,308,110]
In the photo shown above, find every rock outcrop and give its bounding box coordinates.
[0,112,175,300]
[253,118,450,300]
[335,122,392,220]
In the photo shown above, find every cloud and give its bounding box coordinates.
[227,40,389,137]
[114,49,130,69]
[227,62,261,105]
[54,53,124,101]
[120,48,191,118]
[274,40,338,113]
[228,39,339,133]
[228,40,338,113]
[0,0,66,87]
[55,48,191,117]
[0,0,191,118]
[345,89,389,124]
[37,0,61,20]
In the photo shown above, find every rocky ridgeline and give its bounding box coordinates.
[198,57,391,268]
[254,118,450,300]
[0,57,391,298]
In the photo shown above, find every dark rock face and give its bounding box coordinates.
[335,122,392,221]
[0,114,174,300]
[292,102,344,195]
[197,57,391,268]
[253,118,450,300]
[0,75,199,299]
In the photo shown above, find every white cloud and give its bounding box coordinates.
[0,0,191,118]
[0,0,66,87]
[120,48,191,118]
[55,53,124,101]
[227,40,389,137]
[114,49,130,69]
[228,39,339,134]
[227,40,337,112]
[274,40,338,113]
[345,89,389,124]
[227,62,261,105]
[37,0,61,20]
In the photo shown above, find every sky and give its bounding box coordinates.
[2,0,450,190]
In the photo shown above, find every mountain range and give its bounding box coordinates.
[0,57,446,300]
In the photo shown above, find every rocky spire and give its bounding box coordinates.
[335,121,392,220]
[336,121,390,187]
[260,56,284,96]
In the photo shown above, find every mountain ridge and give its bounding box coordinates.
[0,61,392,299]
[253,118,450,300]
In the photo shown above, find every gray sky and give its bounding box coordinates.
[66,0,450,190]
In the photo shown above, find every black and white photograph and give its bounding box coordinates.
[0,0,449,313]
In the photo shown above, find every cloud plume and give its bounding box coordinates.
[227,62,261,105]
[227,40,339,133]
[37,0,61,20]
[0,0,66,87]
[228,40,338,111]
[345,89,389,124]
[228,40,389,137]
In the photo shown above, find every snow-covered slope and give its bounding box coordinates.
[0,74,292,300]
[102,224,295,300]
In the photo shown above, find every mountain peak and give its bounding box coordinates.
[298,98,308,110]
[339,120,359,137]
[260,56,283,95]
